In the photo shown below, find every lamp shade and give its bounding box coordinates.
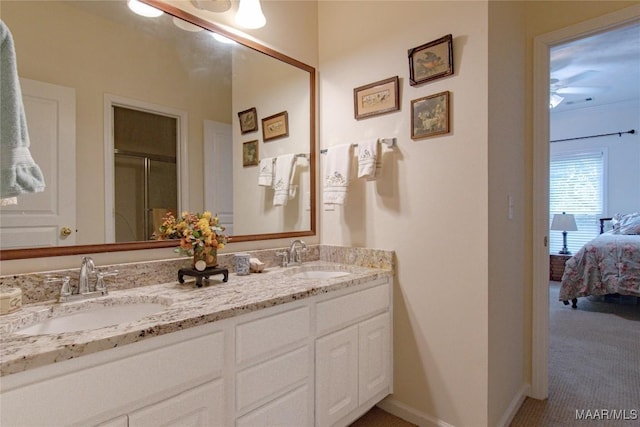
[235,0,266,29]
[550,212,578,231]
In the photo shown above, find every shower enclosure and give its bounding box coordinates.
[113,106,178,242]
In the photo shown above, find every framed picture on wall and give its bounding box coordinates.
[262,111,289,141]
[411,91,450,139]
[408,34,454,86]
[353,76,400,120]
[238,107,258,134]
[242,140,259,166]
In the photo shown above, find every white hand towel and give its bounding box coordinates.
[357,139,380,180]
[273,154,296,206]
[0,21,45,198]
[323,144,352,205]
[258,157,274,187]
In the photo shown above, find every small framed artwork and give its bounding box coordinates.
[262,111,289,141]
[353,76,400,120]
[411,91,450,139]
[238,107,258,134]
[408,34,454,86]
[242,140,259,166]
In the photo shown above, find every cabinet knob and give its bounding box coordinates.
[60,227,73,237]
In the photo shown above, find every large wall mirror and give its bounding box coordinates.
[0,0,316,260]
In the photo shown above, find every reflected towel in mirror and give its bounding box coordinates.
[258,157,274,187]
[273,154,296,206]
[0,21,45,199]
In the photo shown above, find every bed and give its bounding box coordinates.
[559,213,640,308]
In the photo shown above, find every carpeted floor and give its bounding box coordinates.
[511,282,640,426]
[350,406,416,427]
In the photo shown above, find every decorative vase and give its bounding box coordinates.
[193,245,217,271]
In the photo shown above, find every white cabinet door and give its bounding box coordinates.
[236,385,310,427]
[315,325,358,427]
[358,312,390,405]
[128,380,225,427]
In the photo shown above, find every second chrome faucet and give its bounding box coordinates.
[276,240,307,267]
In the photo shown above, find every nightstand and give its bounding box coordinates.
[550,254,571,281]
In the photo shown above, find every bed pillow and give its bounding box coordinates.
[614,212,640,235]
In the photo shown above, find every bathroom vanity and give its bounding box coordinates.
[0,248,394,427]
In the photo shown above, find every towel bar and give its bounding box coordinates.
[320,137,396,154]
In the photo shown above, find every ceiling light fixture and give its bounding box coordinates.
[235,0,266,29]
[549,93,564,109]
[127,0,163,18]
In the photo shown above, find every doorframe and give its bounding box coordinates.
[103,94,189,243]
[530,4,640,400]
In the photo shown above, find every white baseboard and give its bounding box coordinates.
[377,384,530,427]
[376,397,455,427]
[497,383,530,427]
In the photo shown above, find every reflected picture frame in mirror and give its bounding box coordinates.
[0,0,316,260]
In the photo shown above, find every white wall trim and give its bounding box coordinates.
[497,384,530,427]
[531,4,640,400]
[377,398,455,427]
[103,94,189,242]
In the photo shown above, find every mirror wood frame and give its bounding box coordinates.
[0,0,316,261]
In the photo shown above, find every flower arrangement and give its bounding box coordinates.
[156,211,228,260]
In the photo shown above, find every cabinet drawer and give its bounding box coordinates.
[316,282,389,336]
[236,385,310,427]
[236,306,310,365]
[236,345,310,414]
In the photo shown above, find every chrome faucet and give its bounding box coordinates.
[288,240,307,266]
[47,257,118,302]
[78,256,96,294]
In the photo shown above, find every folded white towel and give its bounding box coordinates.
[273,154,296,206]
[323,144,352,205]
[0,21,45,198]
[357,139,380,180]
[258,157,274,187]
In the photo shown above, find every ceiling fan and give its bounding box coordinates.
[549,69,606,109]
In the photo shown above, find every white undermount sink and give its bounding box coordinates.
[15,303,167,335]
[290,270,351,280]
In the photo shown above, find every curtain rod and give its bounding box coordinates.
[550,129,636,143]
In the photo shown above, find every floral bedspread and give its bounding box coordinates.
[559,233,640,301]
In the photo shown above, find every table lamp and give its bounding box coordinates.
[550,212,578,254]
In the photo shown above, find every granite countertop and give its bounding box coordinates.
[0,261,392,377]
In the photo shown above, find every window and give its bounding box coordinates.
[549,149,606,254]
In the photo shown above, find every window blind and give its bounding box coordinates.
[549,150,604,254]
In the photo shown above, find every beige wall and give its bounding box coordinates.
[487,2,526,426]
[318,1,491,425]
[319,0,638,426]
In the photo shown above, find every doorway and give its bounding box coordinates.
[531,6,640,399]
[103,94,189,243]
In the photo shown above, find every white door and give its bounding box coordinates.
[315,325,359,427]
[203,120,233,235]
[358,313,390,405]
[0,78,76,249]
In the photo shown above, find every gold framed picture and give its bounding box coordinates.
[237,107,258,134]
[408,34,454,86]
[411,91,450,139]
[242,140,259,166]
[353,76,400,120]
[261,111,289,141]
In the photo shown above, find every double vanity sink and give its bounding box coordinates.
[8,265,351,336]
[1,261,386,377]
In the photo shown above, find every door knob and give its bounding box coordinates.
[60,227,73,237]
